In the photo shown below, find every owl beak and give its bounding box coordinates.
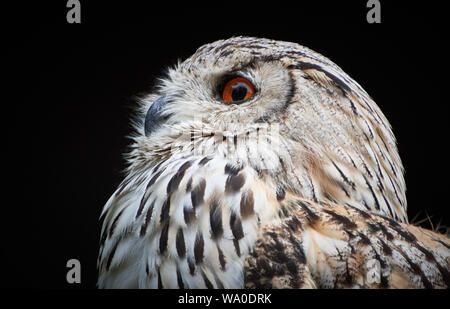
[144,96,172,137]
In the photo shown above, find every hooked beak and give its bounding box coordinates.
[144,96,172,137]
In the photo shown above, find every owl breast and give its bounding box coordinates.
[98,154,280,288]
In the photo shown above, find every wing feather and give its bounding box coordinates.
[244,197,450,288]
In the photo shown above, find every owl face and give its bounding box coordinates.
[141,46,292,142]
[131,36,407,222]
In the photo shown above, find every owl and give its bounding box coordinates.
[97,37,450,289]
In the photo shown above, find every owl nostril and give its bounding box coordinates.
[144,96,172,137]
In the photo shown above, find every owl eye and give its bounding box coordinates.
[222,77,255,102]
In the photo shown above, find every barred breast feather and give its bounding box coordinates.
[98,154,450,288]
[98,155,278,288]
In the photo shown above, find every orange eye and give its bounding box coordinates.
[222,77,255,102]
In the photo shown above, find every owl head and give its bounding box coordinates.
[128,36,407,222]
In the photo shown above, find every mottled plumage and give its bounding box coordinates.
[97,37,450,288]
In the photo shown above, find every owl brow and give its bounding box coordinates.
[230,54,282,72]
[220,70,251,81]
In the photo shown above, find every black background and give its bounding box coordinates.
[2,1,449,290]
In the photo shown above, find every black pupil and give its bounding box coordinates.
[231,83,248,101]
